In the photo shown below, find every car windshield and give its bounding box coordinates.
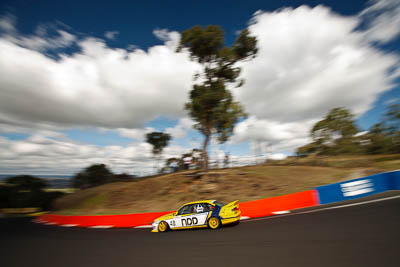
[213,201,226,207]
[178,205,193,215]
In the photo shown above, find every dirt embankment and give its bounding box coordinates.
[52,166,349,215]
[53,154,400,215]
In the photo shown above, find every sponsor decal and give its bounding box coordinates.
[340,179,374,197]
[181,217,198,226]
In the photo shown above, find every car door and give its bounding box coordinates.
[191,203,210,226]
[172,204,194,228]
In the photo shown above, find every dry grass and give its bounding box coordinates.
[53,165,352,215]
[266,154,400,169]
[53,154,399,215]
[44,188,76,193]
[1,207,41,214]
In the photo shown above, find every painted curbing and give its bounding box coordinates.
[35,171,400,229]
[36,190,318,228]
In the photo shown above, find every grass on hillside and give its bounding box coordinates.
[52,166,350,215]
[44,188,76,194]
[52,154,399,216]
[266,154,400,169]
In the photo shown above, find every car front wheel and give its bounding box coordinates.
[158,221,169,232]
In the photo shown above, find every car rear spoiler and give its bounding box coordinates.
[225,200,239,207]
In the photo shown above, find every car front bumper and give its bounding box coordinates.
[151,221,159,232]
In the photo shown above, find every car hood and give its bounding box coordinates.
[154,212,176,222]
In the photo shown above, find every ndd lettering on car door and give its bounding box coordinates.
[181,217,198,226]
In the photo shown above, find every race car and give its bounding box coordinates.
[152,200,241,232]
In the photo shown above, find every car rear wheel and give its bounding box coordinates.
[208,217,220,229]
[158,221,169,232]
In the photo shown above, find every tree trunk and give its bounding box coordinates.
[202,132,210,172]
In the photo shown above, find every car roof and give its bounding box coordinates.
[181,200,216,206]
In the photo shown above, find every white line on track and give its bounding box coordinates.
[244,194,400,222]
[134,225,153,229]
[272,211,290,215]
[240,216,250,220]
[89,225,114,229]
[60,224,78,227]
[300,194,400,215]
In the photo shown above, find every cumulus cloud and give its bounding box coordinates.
[360,0,400,44]
[0,133,188,175]
[0,18,199,130]
[0,14,16,32]
[1,2,400,174]
[15,29,76,52]
[231,116,313,154]
[116,127,155,140]
[0,15,76,52]
[231,5,399,153]
[115,117,195,141]
[104,30,119,40]
[165,117,195,139]
[153,28,181,49]
[238,5,398,122]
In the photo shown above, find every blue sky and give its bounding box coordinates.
[1,1,368,47]
[0,0,399,175]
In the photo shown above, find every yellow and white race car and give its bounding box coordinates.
[152,200,241,232]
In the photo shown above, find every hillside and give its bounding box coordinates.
[53,154,399,215]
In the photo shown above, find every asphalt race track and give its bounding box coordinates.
[1,194,399,267]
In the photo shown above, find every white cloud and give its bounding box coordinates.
[14,29,76,52]
[115,117,195,142]
[266,153,287,160]
[0,133,188,176]
[165,117,195,139]
[0,19,200,130]
[153,28,180,50]
[116,127,155,140]
[0,16,76,52]
[0,14,16,32]
[230,5,399,154]
[1,3,400,173]
[231,116,313,154]
[104,31,119,40]
[238,5,398,122]
[360,0,400,44]
[385,98,399,105]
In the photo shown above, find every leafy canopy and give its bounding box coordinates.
[311,107,359,145]
[6,175,48,191]
[177,25,257,143]
[145,132,171,155]
[297,104,400,156]
[385,103,400,133]
[72,164,114,189]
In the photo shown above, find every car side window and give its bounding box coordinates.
[178,204,193,215]
[199,203,211,212]
[206,204,215,211]
[194,203,205,213]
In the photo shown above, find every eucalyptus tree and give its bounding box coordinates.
[177,25,257,171]
[146,132,171,173]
